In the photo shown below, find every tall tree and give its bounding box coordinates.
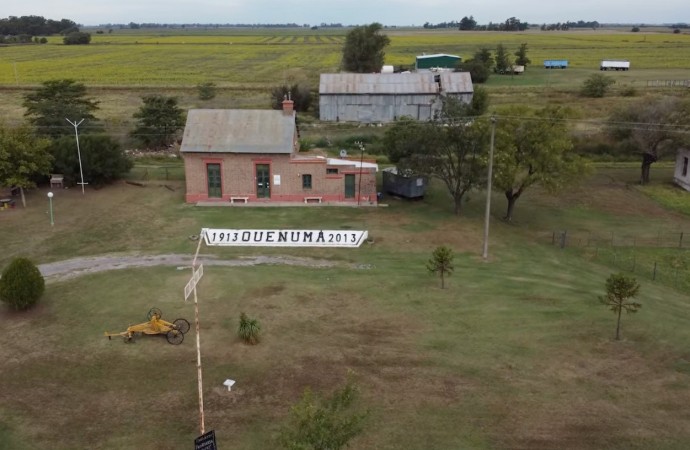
[493,106,589,221]
[600,273,641,340]
[22,79,100,138]
[473,48,494,69]
[459,16,477,30]
[50,134,132,187]
[514,43,531,68]
[608,96,690,184]
[131,95,186,148]
[0,124,52,207]
[494,44,512,73]
[384,100,488,215]
[341,23,391,73]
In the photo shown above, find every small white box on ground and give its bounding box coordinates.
[223,379,236,391]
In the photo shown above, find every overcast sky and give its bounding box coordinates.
[5,0,688,26]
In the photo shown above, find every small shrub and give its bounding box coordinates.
[278,373,367,450]
[619,85,637,97]
[196,82,217,100]
[673,28,681,34]
[427,245,454,289]
[581,74,615,98]
[0,258,45,311]
[238,312,261,344]
[314,137,332,148]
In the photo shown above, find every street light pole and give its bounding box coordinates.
[356,141,364,206]
[482,116,496,260]
[66,118,86,194]
[47,192,54,226]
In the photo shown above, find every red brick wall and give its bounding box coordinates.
[183,153,377,204]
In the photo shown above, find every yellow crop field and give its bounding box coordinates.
[0,28,688,87]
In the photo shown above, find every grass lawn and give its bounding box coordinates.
[1,165,690,449]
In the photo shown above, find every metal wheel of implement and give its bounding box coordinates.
[166,330,184,345]
[173,318,191,334]
[147,307,163,321]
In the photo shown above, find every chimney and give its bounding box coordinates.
[282,92,294,116]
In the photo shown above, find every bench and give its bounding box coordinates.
[304,196,323,204]
[50,174,64,189]
[230,197,249,204]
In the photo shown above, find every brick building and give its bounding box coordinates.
[180,101,378,205]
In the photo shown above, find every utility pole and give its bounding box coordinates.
[482,116,497,260]
[66,119,86,194]
[356,141,365,206]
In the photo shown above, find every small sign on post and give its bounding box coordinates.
[194,429,217,450]
[184,264,204,301]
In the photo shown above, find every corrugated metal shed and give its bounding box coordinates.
[416,54,461,70]
[319,73,439,95]
[318,72,473,123]
[439,72,473,94]
[180,109,295,154]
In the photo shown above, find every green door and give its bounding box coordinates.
[256,164,270,198]
[344,174,356,199]
[207,163,221,198]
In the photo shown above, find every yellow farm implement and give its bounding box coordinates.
[105,308,190,345]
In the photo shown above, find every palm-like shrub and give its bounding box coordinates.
[238,312,261,344]
[0,258,45,310]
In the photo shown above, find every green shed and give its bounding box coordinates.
[415,53,461,70]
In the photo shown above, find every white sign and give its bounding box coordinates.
[184,264,204,300]
[273,174,281,186]
[202,228,368,248]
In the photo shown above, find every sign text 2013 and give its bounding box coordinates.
[202,229,368,248]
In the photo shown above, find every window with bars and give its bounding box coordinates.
[302,174,312,189]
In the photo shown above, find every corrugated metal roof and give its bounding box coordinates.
[180,109,295,154]
[319,73,439,95]
[416,53,460,60]
[439,72,473,94]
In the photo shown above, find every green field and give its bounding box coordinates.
[1,28,689,87]
[1,164,690,449]
[1,27,689,145]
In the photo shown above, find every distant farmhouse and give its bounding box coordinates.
[181,100,378,205]
[318,72,473,123]
[415,53,462,71]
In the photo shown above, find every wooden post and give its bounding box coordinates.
[653,262,657,281]
[679,232,684,249]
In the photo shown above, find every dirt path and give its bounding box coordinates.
[38,254,366,283]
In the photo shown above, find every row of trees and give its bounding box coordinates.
[0,79,186,204]
[340,23,532,78]
[423,16,529,31]
[0,16,78,36]
[454,44,531,83]
[383,98,586,219]
[382,91,690,220]
[541,20,600,31]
